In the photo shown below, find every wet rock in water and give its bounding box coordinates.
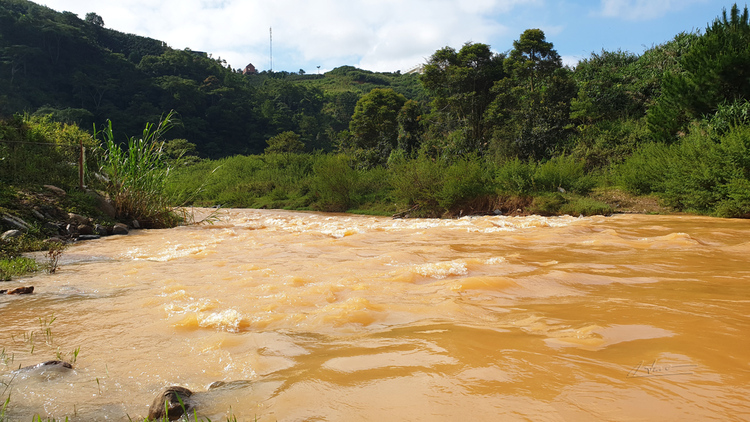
[19,360,73,371]
[13,360,74,381]
[1,229,23,240]
[3,286,34,295]
[112,223,129,235]
[148,386,194,421]
[77,235,101,241]
[43,185,66,197]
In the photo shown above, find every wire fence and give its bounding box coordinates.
[0,139,91,188]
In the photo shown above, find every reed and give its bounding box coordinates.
[95,111,183,228]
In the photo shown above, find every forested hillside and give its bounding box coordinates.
[0,0,423,157]
[3,0,750,219]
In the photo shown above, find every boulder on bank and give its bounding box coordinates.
[148,386,194,421]
[1,229,23,240]
[1,214,29,232]
[77,224,94,236]
[43,185,66,197]
[95,224,108,236]
[68,213,89,225]
[112,223,129,235]
[85,190,117,219]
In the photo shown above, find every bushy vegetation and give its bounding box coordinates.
[3,1,750,220]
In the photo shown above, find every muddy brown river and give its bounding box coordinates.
[1,210,749,421]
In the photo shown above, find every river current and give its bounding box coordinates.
[1,210,749,421]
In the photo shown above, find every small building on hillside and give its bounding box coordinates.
[243,63,258,75]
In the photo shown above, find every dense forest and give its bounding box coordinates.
[2,0,750,219]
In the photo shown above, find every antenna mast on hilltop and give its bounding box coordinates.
[269,27,273,72]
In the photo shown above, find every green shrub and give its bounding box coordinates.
[311,154,359,211]
[389,154,444,216]
[560,197,614,216]
[0,256,39,281]
[530,193,567,215]
[534,156,595,194]
[437,155,494,211]
[495,158,536,195]
[613,141,671,195]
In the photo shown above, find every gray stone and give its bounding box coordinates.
[66,224,78,236]
[1,214,29,231]
[78,224,94,236]
[68,213,89,225]
[43,185,66,197]
[31,209,45,220]
[1,229,23,240]
[13,360,73,381]
[77,235,101,241]
[86,190,116,219]
[95,224,108,236]
[112,223,129,235]
[44,222,61,233]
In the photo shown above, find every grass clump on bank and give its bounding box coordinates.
[95,111,187,228]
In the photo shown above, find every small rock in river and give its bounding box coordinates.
[5,286,34,295]
[148,386,194,421]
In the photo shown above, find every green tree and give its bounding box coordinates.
[505,29,560,93]
[488,29,576,160]
[347,88,407,166]
[648,4,750,142]
[265,131,304,154]
[84,12,104,27]
[397,99,424,155]
[420,42,506,151]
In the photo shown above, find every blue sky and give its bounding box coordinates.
[41,0,739,73]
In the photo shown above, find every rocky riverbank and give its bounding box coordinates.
[0,184,142,282]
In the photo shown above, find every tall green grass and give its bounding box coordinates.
[95,112,184,228]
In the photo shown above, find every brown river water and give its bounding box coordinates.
[1,209,749,421]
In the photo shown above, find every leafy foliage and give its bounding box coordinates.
[648,4,750,142]
[420,43,506,153]
[487,29,576,160]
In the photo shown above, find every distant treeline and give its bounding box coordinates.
[2,1,750,217]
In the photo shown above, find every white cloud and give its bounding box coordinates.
[40,0,534,72]
[597,0,708,21]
